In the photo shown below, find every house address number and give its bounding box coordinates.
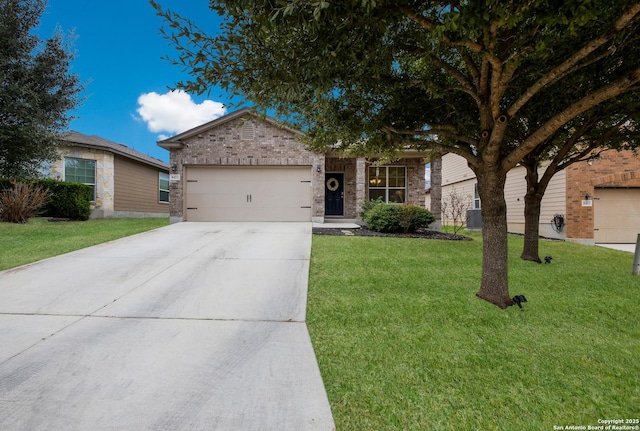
[170,174,181,181]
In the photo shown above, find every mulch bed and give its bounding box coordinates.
[312,226,472,240]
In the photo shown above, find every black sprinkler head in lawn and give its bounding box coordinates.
[512,295,528,309]
[544,256,553,264]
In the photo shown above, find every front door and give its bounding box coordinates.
[325,173,344,216]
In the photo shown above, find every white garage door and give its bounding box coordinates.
[184,166,312,222]
[594,188,640,243]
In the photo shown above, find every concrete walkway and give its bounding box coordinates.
[597,243,636,253]
[0,222,335,431]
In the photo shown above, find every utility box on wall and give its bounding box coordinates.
[467,208,482,230]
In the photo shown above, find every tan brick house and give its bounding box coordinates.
[48,132,170,219]
[157,108,428,224]
[427,151,640,244]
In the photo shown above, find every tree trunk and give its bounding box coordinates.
[475,168,514,309]
[521,164,543,263]
[521,189,543,263]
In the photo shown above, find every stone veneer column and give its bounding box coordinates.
[355,157,367,220]
[312,154,325,223]
[430,156,442,231]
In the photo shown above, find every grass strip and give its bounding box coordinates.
[0,217,169,270]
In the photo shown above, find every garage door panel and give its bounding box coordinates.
[252,183,311,206]
[187,207,310,222]
[187,180,250,195]
[186,193,249,208]
[594,188,640,243]
[185,167,312,222]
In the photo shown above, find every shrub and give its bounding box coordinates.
[363,202,435,233]
[359,197,385,220]
[0,178,92,220]
[39,179,92,220]
[365,204,403,232]
[398,205,436,233]
[0,181,52,223]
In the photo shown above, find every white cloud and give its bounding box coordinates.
[136,90,226,136]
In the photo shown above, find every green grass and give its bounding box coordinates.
[0,217,169,270]
[308,233,640,430]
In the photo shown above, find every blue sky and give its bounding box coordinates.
[37,1,237,163]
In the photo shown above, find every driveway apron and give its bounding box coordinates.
[0,222,335,431]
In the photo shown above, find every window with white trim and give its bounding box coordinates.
[368,166,406,203]
[473,182,481,209]
[65,157,96,201]
[159,172,169,203]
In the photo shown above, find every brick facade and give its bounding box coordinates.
[325,156,426,219]
[565,150,640,242]
[325,157,358,218]
[161,110,428,223]
[167,114,325,222]
[403,157,427,208]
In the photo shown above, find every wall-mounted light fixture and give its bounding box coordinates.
[585,193,592,200]
[171,164,177,172]
[316,165,321,172]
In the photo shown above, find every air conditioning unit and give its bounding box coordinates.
[466,209,482,230]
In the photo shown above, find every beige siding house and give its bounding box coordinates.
[429,150,640,244]
[49,132,170,219]
[158,109,429,224]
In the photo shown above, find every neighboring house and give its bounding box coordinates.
[48,131,170,219]
[157,108,429,224]
[426,151,640,244]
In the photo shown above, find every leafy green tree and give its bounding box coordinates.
[518,94,640,263]
[0,0,84,178]
[153,0,640,308]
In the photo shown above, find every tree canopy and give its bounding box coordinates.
[518,90,640,262]
[0,0,84,178]
[153,0,640,308]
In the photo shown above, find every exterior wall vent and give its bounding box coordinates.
[241,122,255,140]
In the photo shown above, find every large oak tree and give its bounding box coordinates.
[0,0,84,178]
[153,0,640,308]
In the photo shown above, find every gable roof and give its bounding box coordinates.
[156,108,304,150]
[61,131,169,170]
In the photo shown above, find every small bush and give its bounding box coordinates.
[39,179,92,220]
[398,205,436,233]
[363,202,435,233]
[365,204,403,232]
[359,197,385,219]
[0,181,52,223]
[0,178,92,220]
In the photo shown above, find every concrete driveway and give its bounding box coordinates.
[0,222,335,431]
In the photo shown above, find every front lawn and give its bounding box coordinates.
[308,233,639,430]
[0,217,169,271]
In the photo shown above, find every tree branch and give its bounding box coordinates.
[457,47,480,87]
[428,55,480,103]
[398,5,484,52]
[507,3,640,117]
[382,124,479,148]
[504,66,640,170]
